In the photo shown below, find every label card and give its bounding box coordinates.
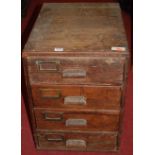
[111,46,126,51]
[54,47,64,52]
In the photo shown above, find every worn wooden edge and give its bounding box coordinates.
[30,82,124,87]
[42,2,120,8]
[35,129,118,134]
[35,145,119,152]
[117,55,130,148]
[31,83,123,88]
[22,57,39,147]
[33,107,120,115]
[31,84,123,88]
[22,51,129,58]
[32,104,121,112]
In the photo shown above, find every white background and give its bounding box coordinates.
[134,0,155,155]
[0,1,21,155]
[0,0,155,155]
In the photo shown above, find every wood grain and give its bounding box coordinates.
[32,85,122,110]
[23,3,128,53]
[36,130,118,151]
[22,3,129,152]
[26,56,125,85]
[34,108,120,131]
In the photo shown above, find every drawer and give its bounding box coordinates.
[36,131,118,151]
[34,109,120,131]
[32,85,122,110]
[27,57,124,85]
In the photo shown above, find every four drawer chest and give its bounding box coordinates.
[22,3,130,151]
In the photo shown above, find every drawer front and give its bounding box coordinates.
[32,85,122,110]
[27,57,124,85]
[36,131,118,151]
[34,109,120,131]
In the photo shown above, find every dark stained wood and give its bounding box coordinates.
[36,131,118,151]
[22,3,129,152]
[32,85,122,110]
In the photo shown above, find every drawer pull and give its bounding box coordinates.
[64,96,86,105]
[47,138,64,142]
[66,119,87,126]
[66,139,86,148]
[62,69,86,78]
[40,89,61,99]
[36,60,59,72]
[44,113,63,121]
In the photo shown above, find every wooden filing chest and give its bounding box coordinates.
[22,3,129,151]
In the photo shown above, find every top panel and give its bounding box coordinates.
[23,3,128,53]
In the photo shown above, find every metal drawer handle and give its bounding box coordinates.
[40,89,61,99]
[44,113,63,121]
[64,96,86,105]
[36,60,60,72]
[66,119,87,126]
[66,139,86,148]
[62,69,86,78]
